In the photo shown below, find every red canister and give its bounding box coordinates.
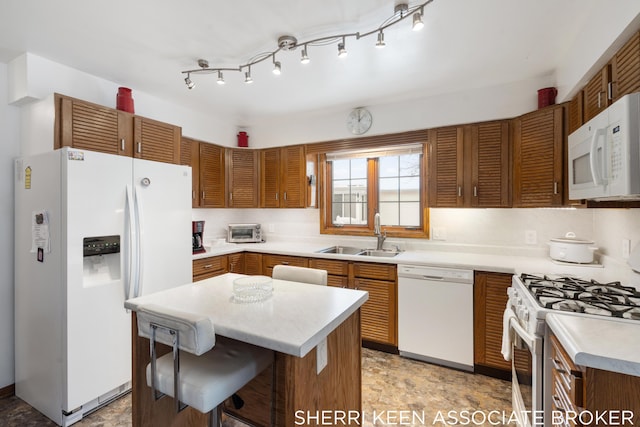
[116,87,135,113]
[237,131,249,147]
[537,87,557,109]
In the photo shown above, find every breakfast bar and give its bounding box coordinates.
[124,273,368,427]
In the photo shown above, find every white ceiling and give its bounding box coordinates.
[1,0,597,121]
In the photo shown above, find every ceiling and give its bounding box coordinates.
[1,0,597,121]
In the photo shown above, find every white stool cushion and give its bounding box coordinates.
[272,265,328,286]
[146,336,273,414]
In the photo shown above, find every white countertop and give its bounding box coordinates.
[125,273,368,358]
[546,313,640,377]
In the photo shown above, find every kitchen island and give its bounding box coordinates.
[124,273,368,427]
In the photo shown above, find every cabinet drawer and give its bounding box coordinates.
[550,334,583,407]
[193,256,228,278]
[262,254,308,269]
[327,275,349,288]
[353,262,396,281]
[309,258,349,276]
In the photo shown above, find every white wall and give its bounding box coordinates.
[0,63,21,389]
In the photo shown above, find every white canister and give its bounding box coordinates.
[548,232,598,263]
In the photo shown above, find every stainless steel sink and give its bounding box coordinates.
[357,249,400,257]
[315,246,365,255]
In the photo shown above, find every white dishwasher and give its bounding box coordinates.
[398,264,474,371]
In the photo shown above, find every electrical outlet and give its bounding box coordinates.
[316,337,328,374]
[432,227,447,241]
[268,223,275,233]
[525,230,537,245]
[622,239,631,259]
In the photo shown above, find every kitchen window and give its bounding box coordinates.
[321,144,428,238]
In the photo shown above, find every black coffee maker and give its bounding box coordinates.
[192,221,205,254]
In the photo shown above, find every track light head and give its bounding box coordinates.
[376,31,386,48]
[301,46,310,64]
[273,61,281,75]
[338,40,347,58]
[216,70,225,85]
[413,10,424,31]
[184,74,195,89]
[244,69,253,84]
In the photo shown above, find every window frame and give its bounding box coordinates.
[319,144,429,239]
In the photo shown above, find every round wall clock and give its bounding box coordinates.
[346,108,372,135]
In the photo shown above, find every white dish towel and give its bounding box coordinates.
[501,307,517,361]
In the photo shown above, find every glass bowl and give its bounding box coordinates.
[232,275,273,303]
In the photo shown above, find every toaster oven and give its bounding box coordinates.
[227,223,264,243]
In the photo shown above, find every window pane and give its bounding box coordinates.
[399,202,420,226]
[332,159,350,180]
[379,156,399,178]
[379,202,399,225]
[399,177,420,202]
[351,158,367,179]
[330,159,368,226]
[379,177,399,201]
[400,153,421,177]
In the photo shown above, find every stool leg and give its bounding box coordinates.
[209,405,222,427]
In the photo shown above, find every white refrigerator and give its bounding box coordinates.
[14,148,192,426]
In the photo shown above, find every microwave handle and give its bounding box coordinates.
[589,128,607,186]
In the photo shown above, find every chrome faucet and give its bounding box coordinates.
[373,213,386,250]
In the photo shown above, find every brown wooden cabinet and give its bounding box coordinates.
[567,91,584,135]
[583,65,611,122]
[610,30,640,104]
[429,121,510,208]
[261,254,308,276]
[309,258,350,288]
[550,332,640,426]
[192,255,229,281]
[244,253,263,275]
[55,93,181,164]
[260,145,306,208]
[180,139,226,208]
[227,148,259,208]
[474,271,531,378]
[228,252,245,273]
[512,104,565,207]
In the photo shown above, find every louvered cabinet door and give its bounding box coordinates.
[227,148,259,208]
[354,278,397,346]
[583,65,610,122]
[471,121,510,207]
[611,30,640,103]
[180,137,200,207]
[199,143,225,208]
[513,106,564,207]
[56,95,133,156]
[280,145,306,208]
[260,148,280,208]
[567,91,584,135]
[133,116,181,164]
[429,126,465,207]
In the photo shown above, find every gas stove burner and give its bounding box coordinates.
[519,273,640,320]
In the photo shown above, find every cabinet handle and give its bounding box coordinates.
[597,92,601,108]
[203,264,213,269]
[120,138,125,151]
[193,191,196,200]
[457,186,462,197]
[284,191,287,201]
[229,192,233,201]
[137,142,142,154]
[201,191,205,200]
[553,181,559,195]
[281,262,289,265]
[275,193,278,201]
[473,186,477,197]
[608,81,614,100]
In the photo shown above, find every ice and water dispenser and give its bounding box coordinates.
[83,235,121,287]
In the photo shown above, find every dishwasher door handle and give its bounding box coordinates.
[422,275,445,281]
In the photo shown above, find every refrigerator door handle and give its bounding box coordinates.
[125,185,136,302]
[133,186,144,299]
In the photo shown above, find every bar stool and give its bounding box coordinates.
[272,265,328,286]
[136,303,274,427]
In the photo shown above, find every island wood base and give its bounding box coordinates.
[131,310,362,427]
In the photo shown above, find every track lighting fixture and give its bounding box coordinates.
[184,74,194,89]
[181,0,434,87]
[376,31,386,48]
[338,38,347,58]
[300,46,310,64]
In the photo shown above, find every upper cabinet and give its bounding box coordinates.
[55,93,181,164]
[610,31,640,103]
[227,148,259,208]
[512,105,565,207]
[429,121,510,208]
[583,65,611,122]
[180,138,226,208]
[260,145,306,208]
[180,137,200,207]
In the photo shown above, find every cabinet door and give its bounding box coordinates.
[512,105,564,207]
[227,149,259,208]
[228,253,245,274]
[180,137,200,207]
[429,126,465,207]
[199,143,226,208]
[260,148,280,208]
[583,65,611,122]
[567,91,584,135]
[611,30,640,103]
[56,95,133,156]
[244,253,263,276]
[471,121,510,207]
[133,117,181,164]
[281,145,306,208]
[354,278,397,346]
[193,256,228,281]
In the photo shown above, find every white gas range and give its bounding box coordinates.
[505,272,640,427]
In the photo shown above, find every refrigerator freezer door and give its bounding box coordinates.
[132,158,192,297]
[64,150,133,411]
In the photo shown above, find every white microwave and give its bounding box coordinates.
[568,92,640,201]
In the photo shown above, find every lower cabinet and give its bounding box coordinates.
[550,332,640,426]
[474,271,531,378]
[192,255,229,281]
[261,254,308,276]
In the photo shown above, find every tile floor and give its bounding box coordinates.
[0,349,512,427]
